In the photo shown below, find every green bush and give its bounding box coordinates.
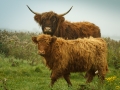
[0,42,9,56]
[104,37,120,69]
[0,30,41,65]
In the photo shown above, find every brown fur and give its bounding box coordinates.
[33,11,101,39]
[32,34,108,87]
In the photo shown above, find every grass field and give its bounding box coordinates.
[0,30,120,90]
[0,54,120,90]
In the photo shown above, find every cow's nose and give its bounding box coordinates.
[44,27,51,32]
[38,50,45,55]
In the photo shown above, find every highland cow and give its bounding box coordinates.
[27,5,101,39]
[32,34,108,87]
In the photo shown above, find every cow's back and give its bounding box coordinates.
[54,21,101,39]
[52,37,107,71]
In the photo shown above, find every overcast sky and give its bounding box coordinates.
[0,0,120,40]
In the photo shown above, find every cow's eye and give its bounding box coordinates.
[51,17,56,22]
[41,18,46,23]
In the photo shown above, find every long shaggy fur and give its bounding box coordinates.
[32,34,108,87]
[34,11,101,39]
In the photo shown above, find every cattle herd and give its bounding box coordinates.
[27,5,108,87]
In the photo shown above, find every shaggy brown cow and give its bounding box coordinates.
[32,34,108,87]
[27,5,101,39]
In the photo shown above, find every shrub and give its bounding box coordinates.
[0,30,42,65]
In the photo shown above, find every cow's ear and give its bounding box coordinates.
[59,16,65,23]
[34,15,41,24]
[61,17,65,22]
[32,37,38,44]
[50,36,57,44]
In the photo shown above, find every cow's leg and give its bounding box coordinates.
[97,67,107,83]
[85,70,95,83]
[63,73,72,87]
[50,71,62,87]
[98,75,105,83]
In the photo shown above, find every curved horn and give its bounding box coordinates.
[26,5,41,15]
[59,6,73,16]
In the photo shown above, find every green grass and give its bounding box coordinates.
[0,55,120,90]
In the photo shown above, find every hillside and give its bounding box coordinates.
[0,30,120,90]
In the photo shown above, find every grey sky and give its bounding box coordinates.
[0,0,120,40]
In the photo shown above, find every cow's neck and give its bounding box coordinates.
[43,46,54,60]
[44,52,55,70]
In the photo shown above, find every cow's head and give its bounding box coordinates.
[27,5,73,36]
[32,34,57,56]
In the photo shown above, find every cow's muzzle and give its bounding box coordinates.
[38,50,45,56]
[44,27,52,33]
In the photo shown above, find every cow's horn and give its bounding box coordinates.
[26,5,41,15]
[59,6,73,16]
